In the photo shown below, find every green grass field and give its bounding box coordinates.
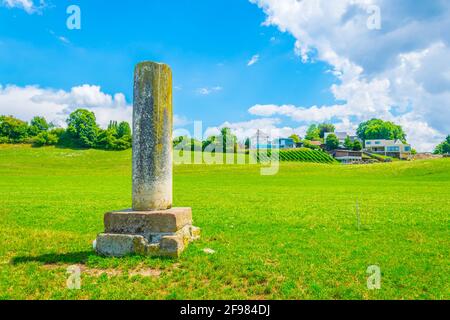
[0,144,449,300]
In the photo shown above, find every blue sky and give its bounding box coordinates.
[0,1,336,127]
[1,0,449,151]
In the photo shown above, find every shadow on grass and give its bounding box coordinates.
[10,251,94,266]
[10,251,176,266]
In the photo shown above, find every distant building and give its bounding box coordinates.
[365,139,412,159]
[324,132,361,148]
[250,131,298,150]
[330,150,363,164]
[275,138,295,149]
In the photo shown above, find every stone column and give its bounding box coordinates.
[132,62,173,211]
[95,61,200,258]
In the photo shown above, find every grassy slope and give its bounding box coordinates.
[0,144,448,300]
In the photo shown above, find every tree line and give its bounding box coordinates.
[1,112,448,154]
[288,119,407,152]
[434,136,450,155]
[0,109,131,151]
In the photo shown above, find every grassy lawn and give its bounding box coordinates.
[0,144,448,300]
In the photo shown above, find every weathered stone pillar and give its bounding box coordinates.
[95,61,200,258]
[133,62,173,211]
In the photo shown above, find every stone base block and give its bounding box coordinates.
[95,208,200,258]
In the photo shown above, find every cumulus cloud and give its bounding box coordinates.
[0,84,131,128]
[247,54,260,66]
[250,0,450,151]
[0,84,189,129]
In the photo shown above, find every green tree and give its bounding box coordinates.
[305,124,320,141]
[357,119,406,142]
[173,136,186,148]
[352,140,363,151]
[434,135,450,155]
[28,116,50,136]
[202,135,217,151]
[219,127,237,153]
[244,138,251,150]
[117,122,131,138]
[107,121,118,135]
[325,134,339,151]
[318,123,335,139]
[173,136,201,152]
[344,136,353,150]
[0,115,29,143]
[66,109,100,148]
[289,134,301,144]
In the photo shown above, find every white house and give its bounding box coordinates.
[365,139,412,159]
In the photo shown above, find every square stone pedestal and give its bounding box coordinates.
[95,207,200,258]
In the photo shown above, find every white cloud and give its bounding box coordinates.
[2,0,44,14]
[0,84,190,130]
[247,54,260,66]
[0,84,131,128]
[196,86,223,96]
[249,0,450,151]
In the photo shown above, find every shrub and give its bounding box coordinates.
[0,115,29,143]
[0,136,9,144]
[32,131,59,147]
[112,136,132,151]
[96,128,132,151]
[303,140,320,150]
